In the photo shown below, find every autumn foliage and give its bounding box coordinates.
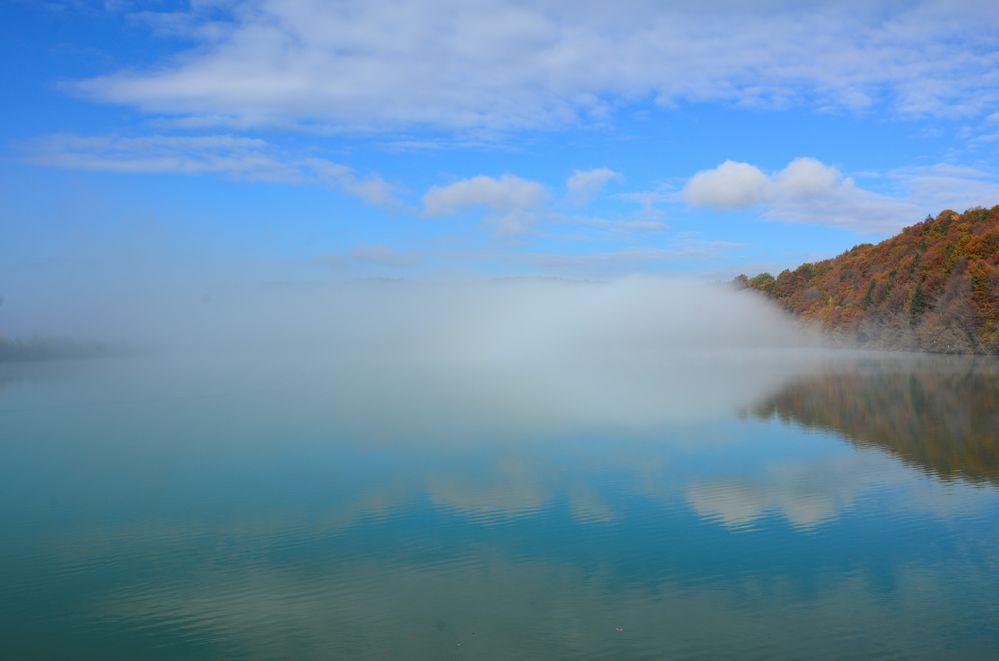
[737,206,999,354]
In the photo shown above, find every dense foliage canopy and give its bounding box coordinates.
[738,206,999,354]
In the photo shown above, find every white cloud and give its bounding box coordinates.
[889,164,999,214]
[775,157,842,198]
[299,159,397,208]
[683,157,922,233]
[422,174,547,216]
[572,215,668,234]
[503,209,670,239]
[684,161,771,210]
[27,133,397,207]
[684,156,999,233]
[420,171,674,237]
[492,208,539,237]
[324,245,418,269]
[566,168,623,205]
[29,133,271,175]
[72,0,999,131]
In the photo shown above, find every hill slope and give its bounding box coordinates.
[737,206,999,354]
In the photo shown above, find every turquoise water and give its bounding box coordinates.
[2,352,998,659]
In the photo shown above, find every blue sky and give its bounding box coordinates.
[3,0,999,292]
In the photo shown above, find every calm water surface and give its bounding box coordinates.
[2,351,998,659]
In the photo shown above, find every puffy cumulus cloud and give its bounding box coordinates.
[684,157,999,233]
[683,157,921,234]
[683,157,859,211]
[422,174,547,216]
[566,167,623,205]
[27,133,397,207]
[422,171,669,236]
[72,0,999,131]
[775,157,842,198]
[684,161,771,210]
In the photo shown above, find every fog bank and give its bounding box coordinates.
[1,277,825,360]
[0,277,840,428]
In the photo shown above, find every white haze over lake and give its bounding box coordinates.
[5,276,819,355]
[0,277,842,431]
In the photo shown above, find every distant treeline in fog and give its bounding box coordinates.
[0,335,108,362]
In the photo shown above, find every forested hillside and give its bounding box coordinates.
[738,206,999,354]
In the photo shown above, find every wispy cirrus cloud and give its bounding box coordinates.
[422,174,548,217]
[26,133,398,207]
[70,0,999,132]
[888,164,999,215]
[566,168,623,206]
[323,244,419,270]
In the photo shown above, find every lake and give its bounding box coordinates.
[2,350,998,659]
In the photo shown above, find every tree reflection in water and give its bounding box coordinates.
[753,355,999,484]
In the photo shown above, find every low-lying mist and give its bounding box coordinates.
[2,277,843,429]
[8,276,825,359]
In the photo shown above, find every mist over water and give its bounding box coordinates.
[3,275,818,354]
[3,276,832,429]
